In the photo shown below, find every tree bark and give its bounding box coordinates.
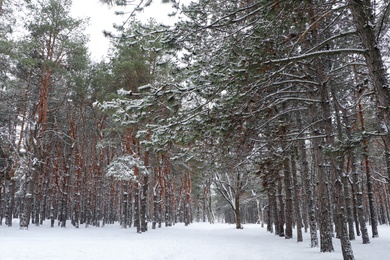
[277,175,285,237]
[335,180,355,260]
[141,174,148,232]
[122,188,128,229]
[234,171,242,229]
[283,150,293,239]
[291,150,303,242]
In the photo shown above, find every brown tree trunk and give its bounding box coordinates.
[184,171,192,226]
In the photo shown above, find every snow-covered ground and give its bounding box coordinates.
[0,220,388,260]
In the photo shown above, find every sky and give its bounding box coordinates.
[71,0,189,61]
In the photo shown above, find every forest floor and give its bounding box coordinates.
[0,219,388,260]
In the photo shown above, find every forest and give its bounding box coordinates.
[1,0,390,259]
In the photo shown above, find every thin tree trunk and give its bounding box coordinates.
[122,184,128,229]
[297,113,309,235]
[302,132,318,247]
[386,145,390,192]
[383,185,390,225]
[134,179,140,233]
[291,151,303,242]
[234,171,242,229]
[152,182,158,229]
[128,182,133,228]
[184,171,192,226]
[283,153,293,239]
[206,178,214,224]
[277,175,285,237]
[158,184,162,228]
[351,186,360,237]
[269,186,279,235]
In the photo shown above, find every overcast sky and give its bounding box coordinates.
[71,0,188,61]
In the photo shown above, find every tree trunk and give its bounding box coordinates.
[206,178,214,224]
[5,178,15,227]
[40,176,50,225]
[282,145,293,239]
[277,175,285,237]
[386,145,390,192]
[266,194,273,233]
[234,171,242,229]
[335,180,355,260]
[141,134,150,232]
[269,186,279,235]
[20,171,35,230]
[164,182,170,227]
[184,171,192,226]
[234,193,241,229]
[141,174,148,232]
[122,189,128,229]
[128,182,133,228]
[152,185,158,229]
[158,184,162,228]
[134,180,141,233]
[291,151,303,242]
[297,113,310,236]
[299,117,318,247]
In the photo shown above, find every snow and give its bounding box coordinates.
[1,220,389,260]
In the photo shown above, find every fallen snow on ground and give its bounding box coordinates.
[0,220,389,260]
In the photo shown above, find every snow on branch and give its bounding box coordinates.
[106,155,148,181]
[265,49,366,65]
